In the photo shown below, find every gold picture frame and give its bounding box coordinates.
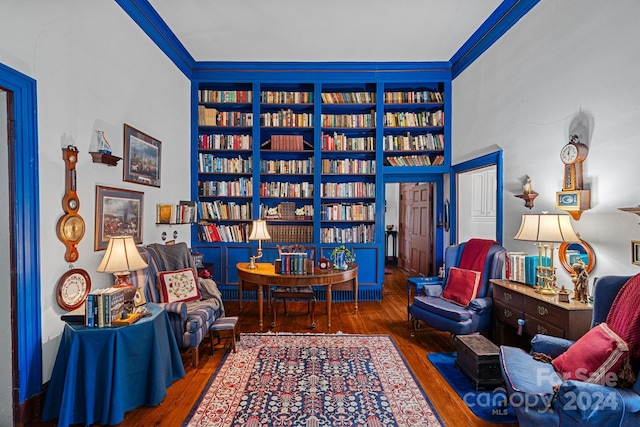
[632,241,640,266]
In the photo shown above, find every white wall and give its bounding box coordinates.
[0,1,191,382]
[453,0,640,288]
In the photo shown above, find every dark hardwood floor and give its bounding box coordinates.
[38,266,517,426]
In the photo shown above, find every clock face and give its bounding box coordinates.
[57,268,91,310]
[318,258,329,269]
[560,143,578,164]
[60,214,85,243]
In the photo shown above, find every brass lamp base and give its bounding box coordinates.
[246,256,258,269]
[535,285,558,295]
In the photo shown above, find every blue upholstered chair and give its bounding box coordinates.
[499,275,640,427]
[409,240,506,336]
[129,242,225,367]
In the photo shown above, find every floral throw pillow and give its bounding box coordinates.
[158,268,201,303]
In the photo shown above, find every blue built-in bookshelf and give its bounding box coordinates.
[190,63,451,301]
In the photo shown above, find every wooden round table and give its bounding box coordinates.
[236,262,358,331]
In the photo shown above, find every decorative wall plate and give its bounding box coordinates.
[56,268,91,311]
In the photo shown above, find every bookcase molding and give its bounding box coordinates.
[191,64,451,299]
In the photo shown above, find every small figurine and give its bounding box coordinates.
[571,259,589,303]
[558,286,570,303]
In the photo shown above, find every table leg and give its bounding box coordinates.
[354,277,358,314]
[407,281,411,322]
[258,283,264,332]
[239,279,244,311]
[326,284,332,332]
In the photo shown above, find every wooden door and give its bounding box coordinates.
[398,182,434,276]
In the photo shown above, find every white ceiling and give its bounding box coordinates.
[148,0,503,62]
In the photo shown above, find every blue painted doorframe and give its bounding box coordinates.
[0,62,42,403]
[450,151,504,246]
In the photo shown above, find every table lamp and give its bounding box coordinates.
[247,219,271,269]
[96,236,148,310]
[513,213,581,294]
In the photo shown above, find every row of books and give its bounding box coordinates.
[85,287,126,327]
[506,252,551,286]
[320,133,376,151]
[321,158,375,175]
[384,90,443,104]
[276,253,312,275]
[320,225,375,244]
[156,201,197,224]
[260,110,313,127]
[198,200,252,221]
[198,154,252,174]
[265,134,308,151]
[321,91,376,104]
[320,203,375,221]
[259,181,314,198]
[198,134,252,151]
[266,224,313,243]
[383,110,444,128]
[198,178,253,197]
[383,133,444,151]
[198,89,252,103]
[198,106,254,127]
[260,158,313,175]
[321,111,376,128]
[320,182,375,198]
[384,154,444,167]
[198,222,250,243]
[260,91,313,104]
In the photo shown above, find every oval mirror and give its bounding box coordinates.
[558,240,596,274]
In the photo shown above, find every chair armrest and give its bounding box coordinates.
[467,296,492,314]
[555,380,624,427]
[531,334,575,358]
[164,301,188,322]
[422,284,443,297]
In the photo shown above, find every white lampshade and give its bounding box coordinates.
[96,236,148,274]
[514,213,581,243]
[248,220,271,241]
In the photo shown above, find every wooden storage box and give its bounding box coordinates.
[455,334,502,390]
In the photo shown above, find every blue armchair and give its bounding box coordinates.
[499,275,640,427]
[410,240,506,336]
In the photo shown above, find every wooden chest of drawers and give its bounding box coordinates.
[491,279,593,346]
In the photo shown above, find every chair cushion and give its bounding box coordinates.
[441,267,481,306]
[552,323,629,385]
[158,268,202,303]
[412,296,472,322]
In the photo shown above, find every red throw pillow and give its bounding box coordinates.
[440,267,481,306]
[158,268,201,303]
[552,323,629,386]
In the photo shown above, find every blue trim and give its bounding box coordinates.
[0,62,42,402]
[115,0,194,78]
[451,0,540,78]
[451,151,504,246]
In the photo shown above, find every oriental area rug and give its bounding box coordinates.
[184,333,443,426]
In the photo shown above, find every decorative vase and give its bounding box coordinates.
[334,250,348,270]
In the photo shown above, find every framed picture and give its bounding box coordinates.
[95,186,144,251]
[632,241,640,266]
[123,124,161,187]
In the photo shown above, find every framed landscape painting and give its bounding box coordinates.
[123,124,161,187]
[94,186,144,251]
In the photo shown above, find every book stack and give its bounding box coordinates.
[85,287,126,327]
[156,201,197,224]
[277,253,309,275]
[505,252,551,286]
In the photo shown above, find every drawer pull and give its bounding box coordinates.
[503,292,512,301]
[537,306,548,316]
[537,325,548,335]
[503,309,512,318]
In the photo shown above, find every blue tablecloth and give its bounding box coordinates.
[41,303,185,427]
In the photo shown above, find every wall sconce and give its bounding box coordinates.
[247,220,271,269]
[515,177,538,209]
[513,213,581,294]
